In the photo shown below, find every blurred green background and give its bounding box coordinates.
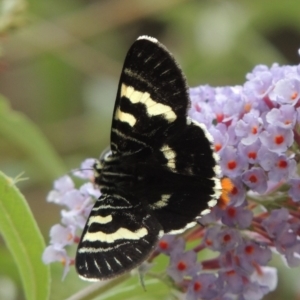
[1,0,300,299]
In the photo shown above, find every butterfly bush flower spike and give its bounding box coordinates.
[43,38,300,299]
[42,159,100,276]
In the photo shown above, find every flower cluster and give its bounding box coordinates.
[42,159,99,278]
[43,62,300,299]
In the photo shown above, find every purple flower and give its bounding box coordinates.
[212,87,244,123]
[236,241,272,274]
[203,226,241,252]
[244,70,273,98]
[167,250,201,283]
[267,155,296,182]
[227,177,246,206]
[186,274,218,300]
[269,78,300,105]
[47,175,75,204]
[241,167,268,194]
[259,125,293,154]
[241,281,270,300]
[42,245,72,279]
[250,266,278,294]
[220,146,248,177]
[261,208,290,238]
[60,189,88,210]
[266,105,296,129]
[238,139,261,164]
[157,235,185,255]
[49,224,76,247]
[210,124,229,154]
[218,269,244,294]
[221,205,253,229]
[79,182,101,199]
[288,178,300,202]
[235,111,263,145]
[257,146,278,171]
[72,158,96,179]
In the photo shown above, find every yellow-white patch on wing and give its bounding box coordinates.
[200,209,211,215]
[121,83,177,122]
[83,227,148,243]
[114,107,137,127]
[149,194,171,209]
[160,144,176,169]
[208,199,217,207]
[87,215,112,225]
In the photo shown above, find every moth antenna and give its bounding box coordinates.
[70,167,93,172]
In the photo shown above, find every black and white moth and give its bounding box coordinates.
[75,36,221,281]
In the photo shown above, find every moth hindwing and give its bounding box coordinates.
[75,35,221,281]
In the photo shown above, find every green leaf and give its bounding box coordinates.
[0,171,50,300]
[0,95,66,179]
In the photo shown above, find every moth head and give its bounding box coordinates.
[93,160,102,179]
[93,147,112,178]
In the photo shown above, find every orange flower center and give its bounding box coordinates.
[245,245,254,255]
[215,143,222,152]
[228,161,237,170]
[231,186,238,195]
[251,126,258,134]
[194,282,202,291]
[274,135,284,145]
[159,241,169,250]
[278,160,287,168]
[248,152,257,160]
[177,261,187,271]
[223,234,232,243]
[291,92,298,100]
[227,207,236,217]
[249,175,257,183]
